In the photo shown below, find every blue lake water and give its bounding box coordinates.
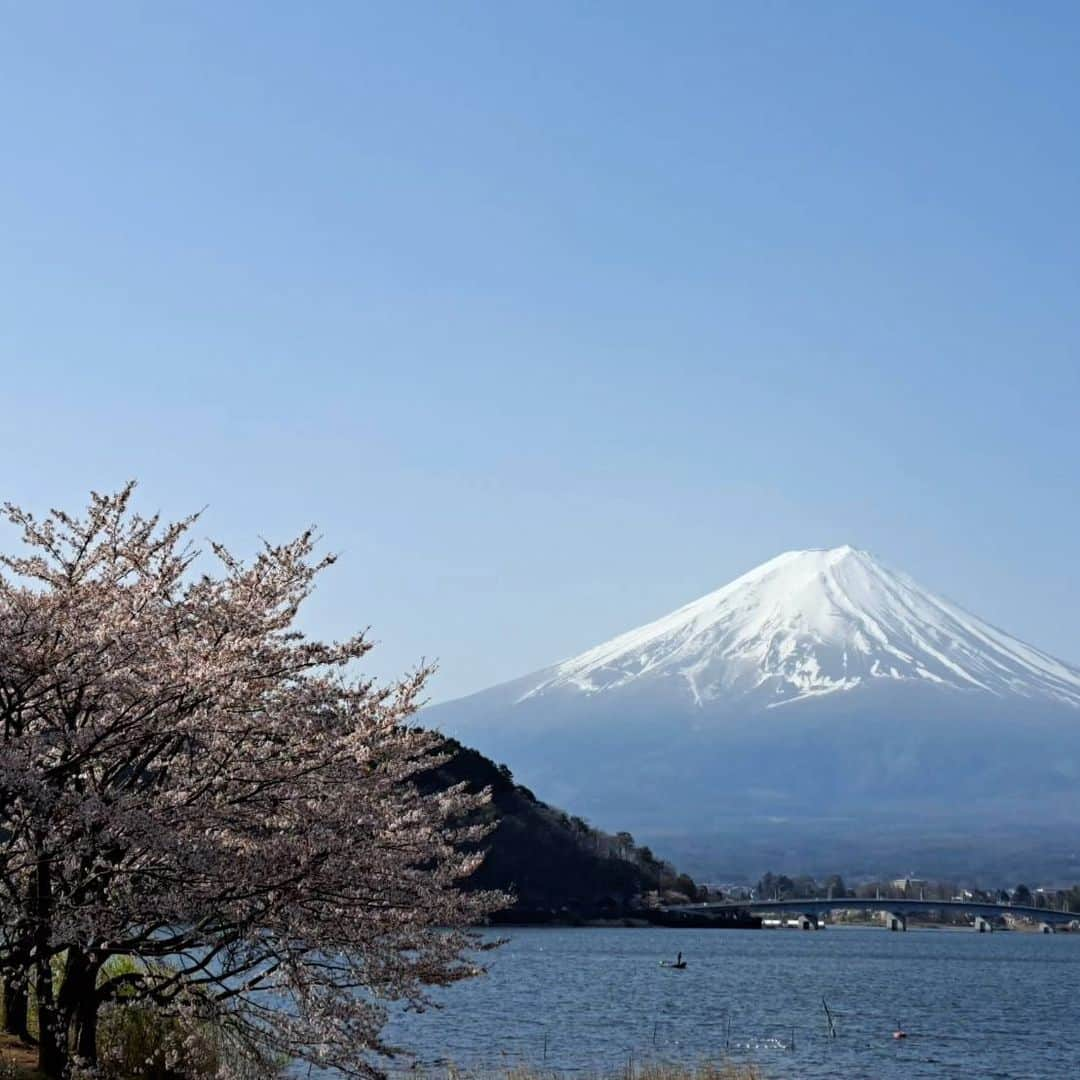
[379,925,1080,1079]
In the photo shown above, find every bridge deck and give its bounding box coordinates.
[668,898,1080,924]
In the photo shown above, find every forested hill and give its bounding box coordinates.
[416,737,700,922]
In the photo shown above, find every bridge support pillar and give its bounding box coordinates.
[974,915,993,933]
[883,911,907,932]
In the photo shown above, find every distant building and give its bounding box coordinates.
[711,883,752,900]
[891,877,928,894]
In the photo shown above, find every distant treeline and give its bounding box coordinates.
[753,872,1080,912]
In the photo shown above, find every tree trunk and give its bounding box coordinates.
[74,993,99,1063]
[35,959,66,1077]
[2,969,31,1041]
[62,951,102,1066]
[33,843,67,1078]
[3,881,36,1041]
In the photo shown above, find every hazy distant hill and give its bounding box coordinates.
[424,547,1080,881]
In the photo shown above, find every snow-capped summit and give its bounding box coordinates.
[425,547,1080,839]
[520,546,1080,710]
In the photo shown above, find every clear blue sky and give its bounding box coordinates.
[2,2,1078,702]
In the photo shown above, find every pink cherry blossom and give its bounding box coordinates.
[0,484,507,1077]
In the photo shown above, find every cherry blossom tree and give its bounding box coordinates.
[0,485,506,1077]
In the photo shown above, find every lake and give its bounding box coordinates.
[377,925,1080,1079]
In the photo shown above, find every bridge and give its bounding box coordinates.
[667,897,1080,932]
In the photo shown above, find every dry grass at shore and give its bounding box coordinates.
[631,1067,760,1080]
[442,1063,761,1080]
[2,1034,763,1080]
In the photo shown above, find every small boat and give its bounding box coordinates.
[660,953,687,969]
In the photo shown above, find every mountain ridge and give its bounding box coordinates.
[512,546,1080,712]
[414,735,715,922]
[424,547,1080,862]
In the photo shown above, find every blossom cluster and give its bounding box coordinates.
[0,485,506,1077]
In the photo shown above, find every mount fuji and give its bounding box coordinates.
[511,545,1080,712]
[425,547,1080,869]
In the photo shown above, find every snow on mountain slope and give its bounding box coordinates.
[516,546,1080,711]
[425,547,1080,837]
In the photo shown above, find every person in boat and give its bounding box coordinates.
[676,952,683,965]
